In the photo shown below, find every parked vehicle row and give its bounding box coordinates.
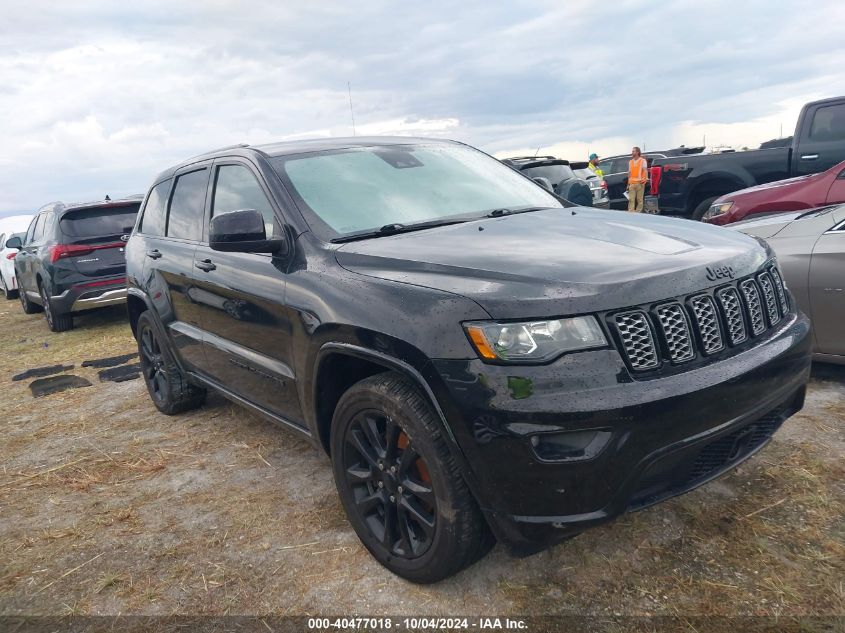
[7,133,836,583]
[116,137,810,583]
[649,96,845,219]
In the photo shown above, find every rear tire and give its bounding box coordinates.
[330,372,493,583]
[692,196,718,221]
[136,310,206,415]
[19,286,43,314]
[1,275,18,300]
[40,284,73,332]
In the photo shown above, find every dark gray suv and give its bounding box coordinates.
[14,196,141,331]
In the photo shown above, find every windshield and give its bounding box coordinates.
[519,164,574,187]
[271,143,562,239]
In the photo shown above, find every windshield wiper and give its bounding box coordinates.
[331,218,471,243]
[486,206,551,218]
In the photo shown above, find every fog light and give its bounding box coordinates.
[530,430,611,462]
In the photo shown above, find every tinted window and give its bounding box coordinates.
[25,216,37,243]
[139,181,171,236]
[60,204,140,239]
[612,158,630,174]
[167,169,208,241]
[810,104,845,141]
[32,213,47,241]
[272,144,562,239]
[212,165,279,237]
[520,164,575,186]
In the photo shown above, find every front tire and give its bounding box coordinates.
[692,196,718,221]
[330,372,493,583]
[40,284,73,332]
[136,311,206,415]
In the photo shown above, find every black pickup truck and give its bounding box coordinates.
[651,96,845,220]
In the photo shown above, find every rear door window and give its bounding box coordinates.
[139,181,171,236]
[167,169,209,241]
[60,205,139,242]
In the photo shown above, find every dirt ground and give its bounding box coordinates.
[1,299,843,622]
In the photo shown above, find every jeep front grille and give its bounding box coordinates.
[611,263,790,372]
[614,311,659,370]
[769,266,789,313]
[758,272,780,326]
[655,303,694,363]
[740,279,766,336]
[716,287,747,345]
[689,295,724,354]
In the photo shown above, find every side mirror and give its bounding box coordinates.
[532,177,554,192]
[5,236,22,250]
[209,209,287,255]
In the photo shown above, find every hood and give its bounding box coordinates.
[335,208,770,319]
[725,211,805,239]
[723,173,816,199]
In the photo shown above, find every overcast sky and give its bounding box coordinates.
[1,0,843,216]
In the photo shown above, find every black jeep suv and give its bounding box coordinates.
[126,138,811,583]
[16,196,142,331]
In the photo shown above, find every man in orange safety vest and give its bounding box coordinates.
[627,147,648,212]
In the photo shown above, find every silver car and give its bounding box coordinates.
[731,205,845,364]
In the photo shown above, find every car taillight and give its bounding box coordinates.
[600,180,608,190]
[649,166,662,195]
[5,252,16,260]
[48,242,124,263]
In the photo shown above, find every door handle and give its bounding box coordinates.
[800,154,819,160]
[146,249,162,259]
[195,259,216,272]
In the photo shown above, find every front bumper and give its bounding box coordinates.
[428,310,812,554]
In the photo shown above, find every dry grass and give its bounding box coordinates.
[0,299,843,619]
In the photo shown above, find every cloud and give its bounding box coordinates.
[0,0,844,213]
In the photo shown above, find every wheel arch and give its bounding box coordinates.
[126,289,150,337]
[312,343,459,457]
[686,172,749,214]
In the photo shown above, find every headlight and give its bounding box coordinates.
[464,316,607,363]
[706,201,733,218]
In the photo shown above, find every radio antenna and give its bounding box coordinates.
[348,81,357,136]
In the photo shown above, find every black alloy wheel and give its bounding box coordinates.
[343,409,437,559]
[139,322,168,406]
[331,372,492,583]
[136,310,206,415]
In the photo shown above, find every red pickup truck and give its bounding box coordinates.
[704,159,845,225]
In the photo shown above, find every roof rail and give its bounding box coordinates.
[187,143,250,160]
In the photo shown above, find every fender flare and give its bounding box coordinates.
[312,341,460,448]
